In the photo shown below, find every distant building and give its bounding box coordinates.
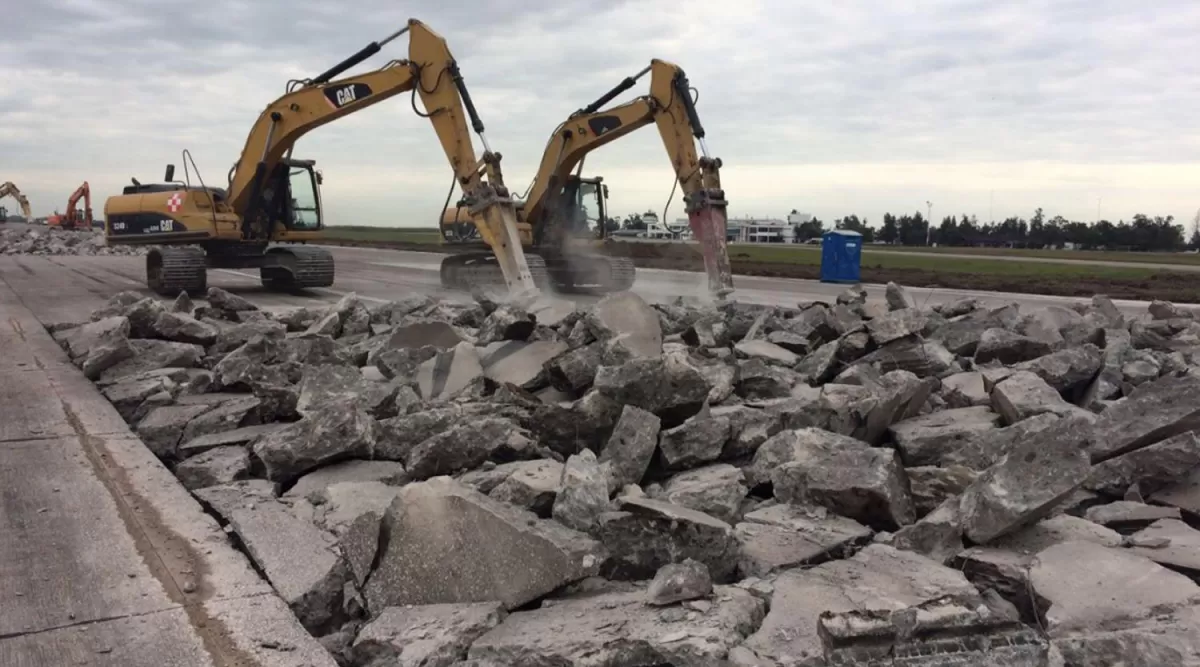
[787,210,813,225]
[728,216,795,244]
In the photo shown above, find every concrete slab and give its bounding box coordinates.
[0,370,75,442]
[0,437,177,635]
[0,607,212,667]
[0,272,334,665]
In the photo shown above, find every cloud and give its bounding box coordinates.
[3,0,1200,228]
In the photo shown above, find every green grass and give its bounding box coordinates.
[856,244,1200,265]
[726,244,1186,280]
[318,224,1199,281]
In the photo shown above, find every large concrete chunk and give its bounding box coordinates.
[584,291,663,358]
[99,338,205,382]
[959,413,1094,543]
[746,427,868,488]
[283,459,408,502]
[865,308,926,345]
[252,405,381,483]
[406,417,532,480]
[593,355,709,424]
[488,459,563,517]
[1084,373,1200,463]
[974,328,1052,365]
[598,405,660,488]
[939,371,989,408]
[416,341,484,401]
[468,585,764,666]
[596,496,738,583]
[152,310,219,346]
[906,464,978,516]
[887,406,1003,467]
[221,500,350,634]
[351,602,506,667]
[951,515,1122,620]
[135,403,213,459]
[944,411,1062,471]
[772,440,914,531]
[296,363,391,417]
[173,445,250,491]
[63,315,130,359]
[551,449,610,532]
[1126,519,1200,577]
[480,340,566,389]
[735,338,800,366]
[735,504,872,577]
[660,463,748,525]
[990,370,1090,425]
[1087,431,1200,497]
[1012,344,1103,393]
[1030,540,1200,635]
[744,544,979,665]
[363,477,602,612]
[857,338,954,377]
[657,403,731,470]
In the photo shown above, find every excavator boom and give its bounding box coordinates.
[0,181,33,220]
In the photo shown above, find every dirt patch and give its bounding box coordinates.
[316,239,1200,304]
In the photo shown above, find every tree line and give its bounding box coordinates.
[804,208,1197,252]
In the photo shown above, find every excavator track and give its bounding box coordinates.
[261,245,336,291]
[545,253,636,295]
[146,246,207,296]
[439,252,550,292]
[439,251,636,295]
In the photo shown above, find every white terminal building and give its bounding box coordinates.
[725,214,798,243]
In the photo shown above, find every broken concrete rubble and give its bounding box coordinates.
[58,284,1200,665]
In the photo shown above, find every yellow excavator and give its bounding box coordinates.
[104,19,534,297]
[437,59,734,298]
[0,181,32,221]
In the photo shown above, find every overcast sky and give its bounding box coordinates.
[4,0,1200,228]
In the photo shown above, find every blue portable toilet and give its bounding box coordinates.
[820,229,863,283]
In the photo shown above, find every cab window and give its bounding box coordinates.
[289,168,322,230]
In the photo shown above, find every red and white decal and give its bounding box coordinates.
[166,192,184,213]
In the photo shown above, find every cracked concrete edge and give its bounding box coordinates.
[3,286,337,667]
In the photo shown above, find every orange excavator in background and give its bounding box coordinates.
[48,182,93,230]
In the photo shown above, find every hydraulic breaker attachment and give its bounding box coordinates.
[685,157,733,300]
[462,166,539,297]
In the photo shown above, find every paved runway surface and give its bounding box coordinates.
[0,273,335,665]
[0,244,1169,326]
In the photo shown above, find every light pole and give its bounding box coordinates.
[925,200,933,246]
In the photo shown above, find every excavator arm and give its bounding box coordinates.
[523,59,733,297]
[0,182,32,220]
[223,20,536,294]
[65,181,92,229]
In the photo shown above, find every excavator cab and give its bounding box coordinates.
[557,176,608,237]
[282,161,324,232]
